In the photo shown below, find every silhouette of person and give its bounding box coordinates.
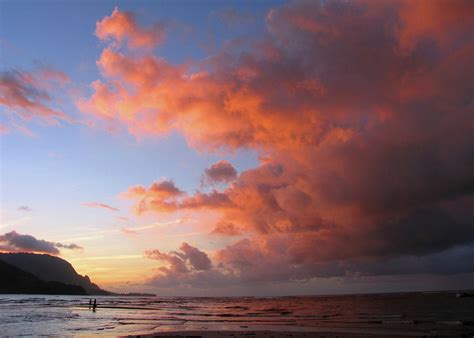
[93,298,97,311]
[89,299,92,309]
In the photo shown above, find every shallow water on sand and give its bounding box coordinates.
[0,292,473,336]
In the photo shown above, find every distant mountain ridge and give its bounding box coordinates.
[0,260,87,295]
[0,252,111,295]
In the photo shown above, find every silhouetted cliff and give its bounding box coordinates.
[0,260,87,295]
[0,253,111,295]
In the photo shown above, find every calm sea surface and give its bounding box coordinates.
[0,292,473,336]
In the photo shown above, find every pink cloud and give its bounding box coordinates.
[145,237,474,289]
[0,66,72,130]
[0,124,8,134]
[36,65,70,84]
[82,201,119,212]
[145,242,213,284]
[145,242,241,289]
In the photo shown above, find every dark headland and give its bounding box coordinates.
[0,252,146,296]
[0,259,87,295]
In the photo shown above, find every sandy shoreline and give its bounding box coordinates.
[125,329,434,338]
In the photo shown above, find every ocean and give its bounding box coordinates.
[0,292,473,336]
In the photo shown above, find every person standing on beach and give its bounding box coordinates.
[93,299,97,311]
[89,299,92,309]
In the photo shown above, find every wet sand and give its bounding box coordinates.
[3,294,473,337]
[129,329,432,337]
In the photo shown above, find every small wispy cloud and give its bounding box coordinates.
[0,216,32,230]
[69,254,143,262]
[121,228,138,235]
[82,201,119,212]
[117,216,131,222]
[47,151,63,159]
[121,219,185,235]
[212,8,256,27]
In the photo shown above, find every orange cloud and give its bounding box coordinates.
[78,37,324,149]
[82,1,474,152]
[397,0,474,52]
[211,220,242,236]
[123,179,233,215]
[96,7,166,49]
[88,2,473,283]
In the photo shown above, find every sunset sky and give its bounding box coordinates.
[1,0,473,296]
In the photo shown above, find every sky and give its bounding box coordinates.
[0,0,473,296]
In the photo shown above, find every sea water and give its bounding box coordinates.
[0,292,473,336]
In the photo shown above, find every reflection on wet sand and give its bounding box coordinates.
[0,292,473,336]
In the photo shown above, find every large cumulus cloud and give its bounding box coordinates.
[82,1,474,287]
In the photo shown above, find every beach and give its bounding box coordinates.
[1,292,473,337]
[130,331,420,337]
[129,329,437,337]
